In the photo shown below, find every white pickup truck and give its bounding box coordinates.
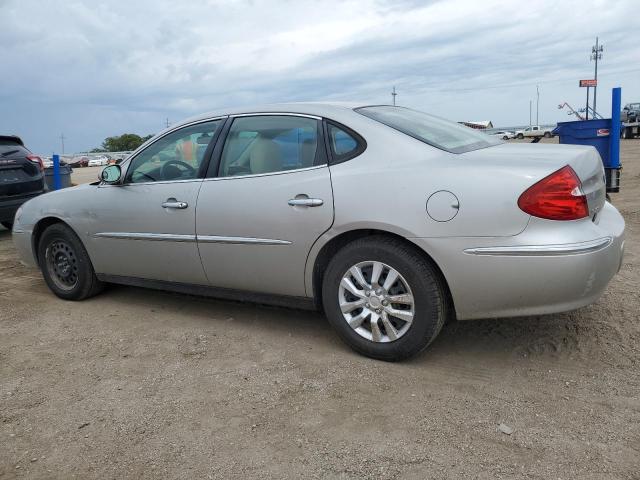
[515,126,554,139]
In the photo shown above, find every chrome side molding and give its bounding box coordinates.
[93,232,196,242]
[197,235,291,245]
[94,232,291,245]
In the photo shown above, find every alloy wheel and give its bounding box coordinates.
[338,261,415,343]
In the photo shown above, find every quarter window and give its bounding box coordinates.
[219,116,321,177]
[126,120,222,183]
[327,123,362,161]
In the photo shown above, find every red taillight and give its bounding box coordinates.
[26,154,44,172]
[518,165,589,221]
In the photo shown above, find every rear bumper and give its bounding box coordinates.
[413,202,625,320]
[0,191,44,223]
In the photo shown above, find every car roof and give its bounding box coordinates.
[174,102,374,128]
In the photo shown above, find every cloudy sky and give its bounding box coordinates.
[1,0,639,153]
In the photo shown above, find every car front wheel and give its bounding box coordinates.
[322,236,447,361]
[38,223,103,300]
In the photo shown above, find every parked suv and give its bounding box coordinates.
[0,135,45,230]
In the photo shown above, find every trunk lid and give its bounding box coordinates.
[465,142,606,218]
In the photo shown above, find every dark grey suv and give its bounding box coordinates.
[0,135,46,230]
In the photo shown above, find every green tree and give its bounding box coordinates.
[100,133,153,152]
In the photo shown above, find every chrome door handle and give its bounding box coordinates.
[162,200,188,209]
[288,198,323,207]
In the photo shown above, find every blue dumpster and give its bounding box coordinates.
[552,118,612,164]
[552,118,621,192]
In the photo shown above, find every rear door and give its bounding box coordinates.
[196,114,334,297]
[0,138,44,198]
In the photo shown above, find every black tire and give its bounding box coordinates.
[503,136,509,140]
[38,223,103,300]
[1,221,12,230]
[544,131,551,138]
[517,133,524,139]
[322,236,447,361]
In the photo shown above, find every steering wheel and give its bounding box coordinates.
[160,159,196,180]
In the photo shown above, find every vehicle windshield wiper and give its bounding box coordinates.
[1,149,19,157]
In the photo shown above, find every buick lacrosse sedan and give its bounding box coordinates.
[12,103,625,360]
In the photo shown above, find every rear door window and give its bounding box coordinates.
[218,115,323,177]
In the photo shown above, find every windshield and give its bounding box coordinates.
[355,106,500,154]
[629,103,640,109]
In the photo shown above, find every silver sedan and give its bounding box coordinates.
[12,103,625,360]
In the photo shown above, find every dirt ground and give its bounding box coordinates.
[1,139,639,479]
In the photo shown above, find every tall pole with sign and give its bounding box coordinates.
[591,37,603,116]
[585,86,589,120]
[579,79,597,120]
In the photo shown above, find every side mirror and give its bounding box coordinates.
[100,164,122,184]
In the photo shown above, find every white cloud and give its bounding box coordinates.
[0,0,638,152]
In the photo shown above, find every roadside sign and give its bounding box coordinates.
[596,128,610,136]
[580,79,597,87]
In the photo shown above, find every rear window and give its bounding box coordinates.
[0,139,28,156]
[355,106,501,154]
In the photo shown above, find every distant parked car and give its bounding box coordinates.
[492,131,515,140]
[621,103,639,123]
[515,126,554,139]
[11,103,625,361]
[88,156,109,167]
[69,156,89,168]
[42,157,69,168]
[0,135,46,230]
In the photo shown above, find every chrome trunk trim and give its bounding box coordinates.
[464,237,612,256]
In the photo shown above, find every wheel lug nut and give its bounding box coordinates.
[382,300,389,306]
[365,303,370,308]
[376,308,381,314]
[365,290,370,296]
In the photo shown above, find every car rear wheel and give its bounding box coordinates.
[544,131,551,138]
[1,221,12,230]
[38,223,103,300]
[322,236,447,361]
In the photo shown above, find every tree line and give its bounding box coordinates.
[90,133,154,153]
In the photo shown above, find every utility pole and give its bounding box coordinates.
[536,85,539,126]
[165,117,170,128]
[529,100,532,128]
[591,36,603,115]
[59,133,65,154]
[391,86,397,106]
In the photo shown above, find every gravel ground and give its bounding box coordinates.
[1,139,639,479]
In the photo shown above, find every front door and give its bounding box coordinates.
[87,119,224,284]
[196,114,334,297]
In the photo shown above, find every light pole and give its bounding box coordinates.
[529,100,532,128]
[591,37,603,115]
[391,86,397,106]
[59,133,65,154]
[536,85,539,126]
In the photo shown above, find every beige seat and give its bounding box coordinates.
[249,138,282,174]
